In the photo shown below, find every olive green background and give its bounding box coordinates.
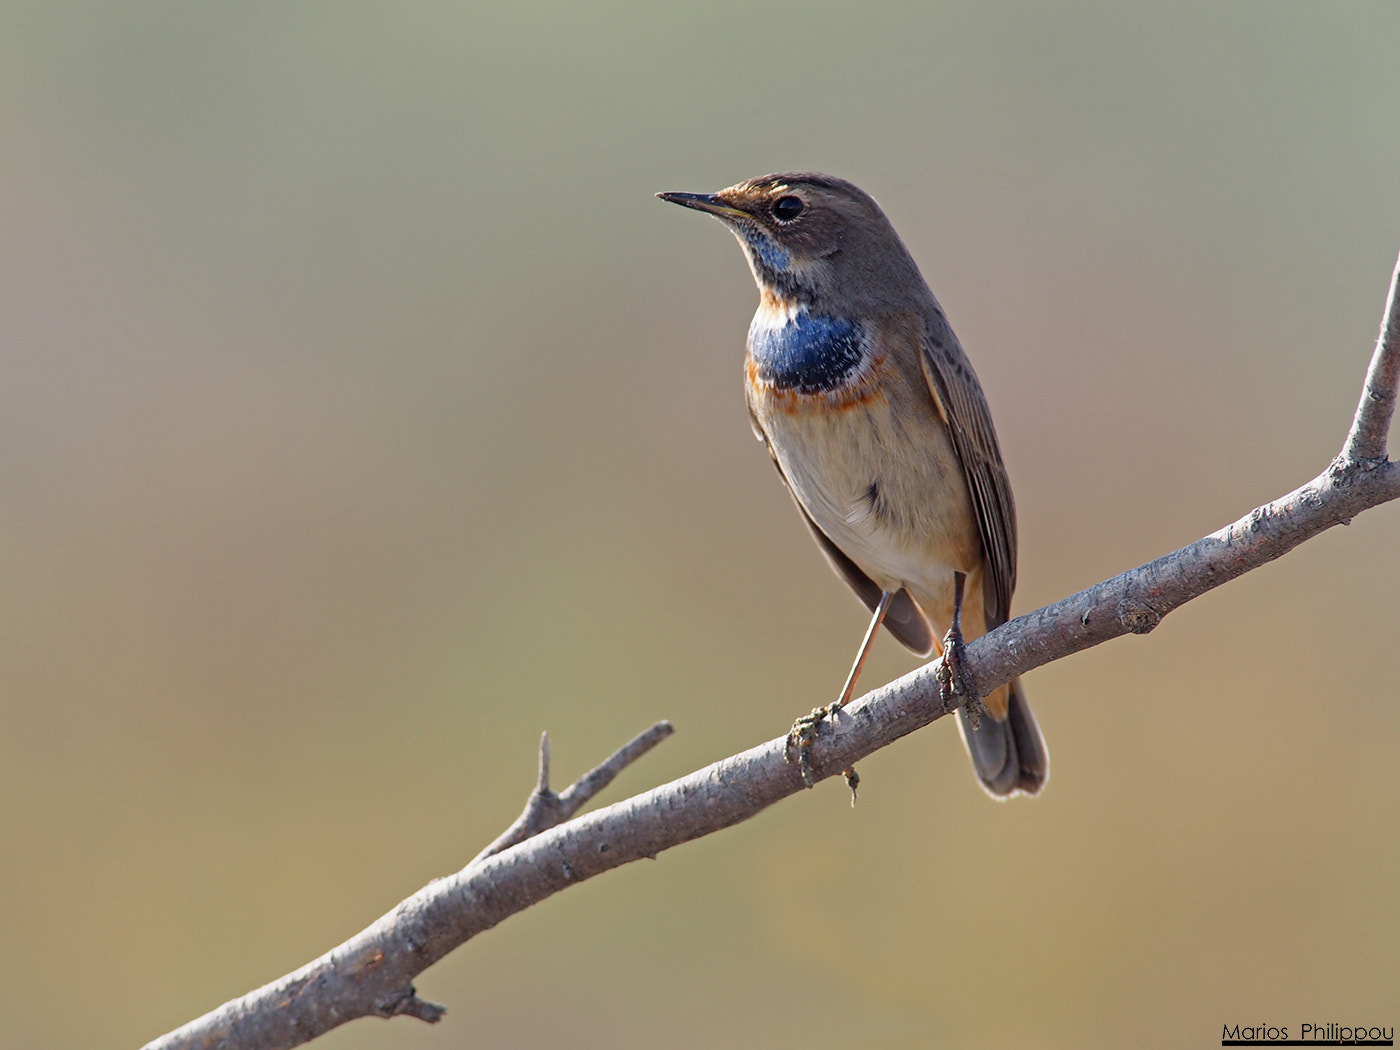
[3,3,1397,1048]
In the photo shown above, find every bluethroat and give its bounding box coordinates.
[660,173,1047,798]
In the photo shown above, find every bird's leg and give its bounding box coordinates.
[935,571,983,727]
[786,591,892,790]
[835,591,891,709]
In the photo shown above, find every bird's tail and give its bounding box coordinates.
[956,678,1048,798]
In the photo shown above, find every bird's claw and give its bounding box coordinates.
[935,622,985,728]
[785,703,844,789]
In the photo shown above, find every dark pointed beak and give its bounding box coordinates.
[656,191,748,220]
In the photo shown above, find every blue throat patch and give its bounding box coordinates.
[743,230,791,274]
[748,311,865,394]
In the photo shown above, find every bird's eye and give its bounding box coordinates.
[771,196,804,222]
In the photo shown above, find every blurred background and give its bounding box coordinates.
[2,3,1397,1047]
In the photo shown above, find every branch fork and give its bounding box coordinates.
[472,723,675,865]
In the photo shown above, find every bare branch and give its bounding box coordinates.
[143,724,678,1050]
[142,250,1400,1050]
[1343,249,1400,464]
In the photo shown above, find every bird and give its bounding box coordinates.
[658,172,1047,798]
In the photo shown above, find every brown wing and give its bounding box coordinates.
[749,405,935,657]
[917,310,1018,628]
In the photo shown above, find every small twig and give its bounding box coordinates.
[1342,249,1400,464]
[557,720,677,811]
[373,988,445,1024]
[472,721,675,864]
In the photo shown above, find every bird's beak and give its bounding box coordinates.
[657,191,748,220]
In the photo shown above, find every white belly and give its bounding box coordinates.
[759,387,981,599]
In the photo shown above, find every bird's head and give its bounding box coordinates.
[659,172,925,313]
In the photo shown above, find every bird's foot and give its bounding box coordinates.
[935,622,985,728]
[784,702,846,789]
